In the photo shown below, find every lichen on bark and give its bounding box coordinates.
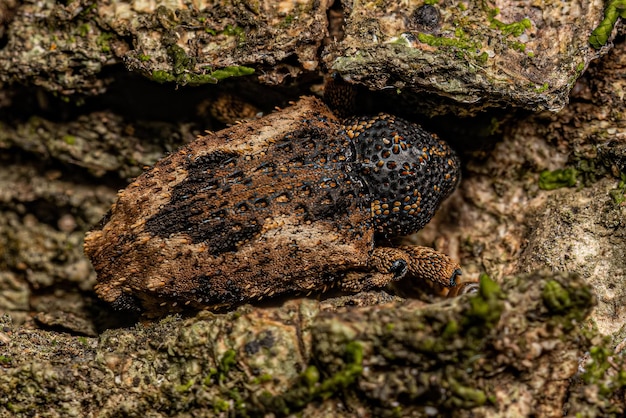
[0,272,611,417]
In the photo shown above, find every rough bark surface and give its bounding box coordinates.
[0,273,608,417]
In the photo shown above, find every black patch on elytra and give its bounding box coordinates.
[202,216,262,255]
[307,190,353,221]
[145,150,263,253]
[188,150,239,172]
[194,275,243,306]
[111,292,142,312]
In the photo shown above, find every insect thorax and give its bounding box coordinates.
[342,114,461,237]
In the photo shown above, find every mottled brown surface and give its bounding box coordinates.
[86,97,364,312]
[85,97,464,314]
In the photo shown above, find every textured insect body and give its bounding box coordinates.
[345,114,459,236]
[85,97,464,314]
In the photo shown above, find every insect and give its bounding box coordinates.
[84,96,472,314]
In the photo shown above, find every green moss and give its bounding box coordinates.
[96,32,114,53]
[163,43,253,85]
[582,343,626,401]
[167,45,192,76]
[487,117,501,135]
[442,319,459,337]
[476,51,489,64]
[62,135,76,145]
[152,70,189,84]
[542,280,572,314]
[609,172,626,204]
[138,54,151,62]
[77,24,90,37]
[535,82,549,93]
[589,0,626,49]
[573,156,608,185]
[538,168,578,190]
[583,345,611,385]
[464,273,503,327]
[509,41,526,52]
[228,388,246,411]
[301,366,319,388]
[488,8,532,36]
[222,25,246,43]
[609,189,626,205]
[212,397,230,413]
[541,276,594,333]
[175,378,195,392]
[281,15,295,27]
[610,189,625,205]
[390,406,403,417]
[250,373,273,385]
[151,66,254,85]
[202,368,218,386]
[416,23,493,63]
[417,32,477,50]
[253,342,364,415]
[207,66,255,80]
[201,349,238,386]
[78,2,97,18]
[449,378,487,407]
[0,355,11,364]
[417,335,441,352]
[220,349,237,375]
[315,341,364,399]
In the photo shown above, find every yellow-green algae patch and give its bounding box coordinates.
[589,0,626,49]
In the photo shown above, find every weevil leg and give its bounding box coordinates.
[392,245,462,288]
[340,270,397,292]
[340,246,468,294]
[338,247,412,292]
[440,281,480,297]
